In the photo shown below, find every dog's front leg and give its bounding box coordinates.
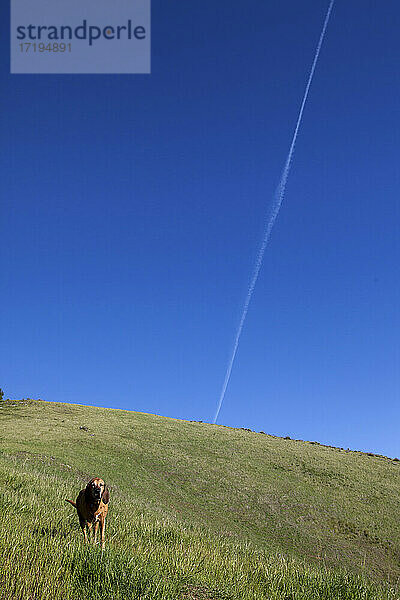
[100,516,106,549]
[87,521,93,544]
[94,521,100,545]
[80,519,88,543]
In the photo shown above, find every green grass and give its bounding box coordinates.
[0,398,399,599]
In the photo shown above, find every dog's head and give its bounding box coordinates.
[85,477,110,504]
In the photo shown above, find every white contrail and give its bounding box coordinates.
[213,0,335,425]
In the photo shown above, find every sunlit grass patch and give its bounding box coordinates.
[1,399,400,599]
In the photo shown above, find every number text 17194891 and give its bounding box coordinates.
[19,43,72,53]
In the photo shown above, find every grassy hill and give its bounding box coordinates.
[0,398,399,599]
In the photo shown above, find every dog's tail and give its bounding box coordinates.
[65,499,77,508]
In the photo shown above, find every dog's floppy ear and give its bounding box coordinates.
[102,485,110,504]
[85,477,95,501]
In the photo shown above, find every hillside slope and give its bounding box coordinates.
[0,398,399,599]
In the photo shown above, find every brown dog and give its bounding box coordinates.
[65,477,110,548]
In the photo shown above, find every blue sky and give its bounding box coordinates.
[1,1,399,457]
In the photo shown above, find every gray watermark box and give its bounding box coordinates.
[11,0,151,74]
